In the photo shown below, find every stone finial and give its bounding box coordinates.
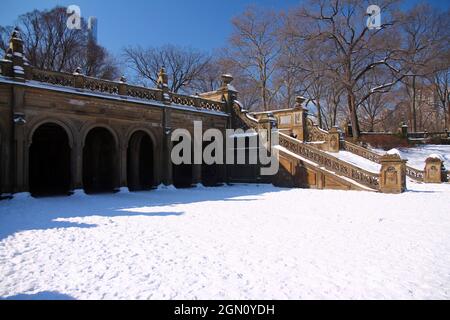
[379,149,407,193]
[157,66,168,89]
[424,154,444,183]
[295,96,306,106]
[119,75,127,83]
[7,27,26,80]
[221,74,233,86]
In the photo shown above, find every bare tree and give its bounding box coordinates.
[226,6,281,111]
[123,45,211,93]
[397,4,450,132]
[431,68,450,130]
[283,0,407,138]
[0,7,119,79]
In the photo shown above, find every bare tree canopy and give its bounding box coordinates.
[123,45,211,93]
[0,6,119,80]
[226,6,282,111]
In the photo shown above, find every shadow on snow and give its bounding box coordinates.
[0,184,285,241]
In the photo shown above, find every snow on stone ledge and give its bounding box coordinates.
[386,148,402,158]
[427,154,444,162]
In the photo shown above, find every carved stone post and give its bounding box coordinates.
[400,122,408,138]
[118,76,127,96]
[73,67,85,89]
[379,150,407,194]
[424,155,444,183]
[293,96,307,141]
[9,28,26,81]
[327,127,341,153]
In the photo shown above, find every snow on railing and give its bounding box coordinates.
[28,67,226,113]
[341,140,425,182]
[279,132,380,190]
[232,101,261,130]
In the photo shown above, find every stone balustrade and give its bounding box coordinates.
[279,133,381,191]
[3,65,227,114]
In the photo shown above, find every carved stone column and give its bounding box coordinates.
[327,127,341,153]
[379,151,407,194]
[424,155,444,183]
[293,96,308,141]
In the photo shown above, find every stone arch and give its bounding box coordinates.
[27,117,76,149]
[172,132,194,188]
[80,123,120,149]
[127,130,156,191]
[29,122,72,196]
[82,126,120,193]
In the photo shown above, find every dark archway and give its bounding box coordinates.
[201,139,223,187]
[83,127,118,194]
[172,136,193,188]
[29,123,71,196]
[127,131,155,191]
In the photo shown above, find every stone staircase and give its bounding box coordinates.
[232,95,450,193]
[231,100,407,193]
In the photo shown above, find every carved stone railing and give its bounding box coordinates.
[232,101,261,130]
[341,140,425,182]
[197,97,226,112]
[341,140,382,163]
[83,76,120,95]
[306,118,329,142]
[279,133,380,190]
[171,93,196,106]
[31,68,74,87]
[24,67,227,113]
[406,166,424,182]
[127,84,160,101]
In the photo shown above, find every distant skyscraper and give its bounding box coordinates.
[88,16,98,43]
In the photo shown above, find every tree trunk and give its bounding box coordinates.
[316,100,323,128]
[411,75,417,133]
[347,90,360,139]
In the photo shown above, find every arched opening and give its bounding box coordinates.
[172,136,193,188]
[29,123,71,196]
[127,131,155,191]
[201,139,223,186]
[83,127,118,194]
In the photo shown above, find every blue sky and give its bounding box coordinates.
[1,0,449,55]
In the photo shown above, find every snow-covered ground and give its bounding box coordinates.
[373,145,450,170]
[1,183,450,300]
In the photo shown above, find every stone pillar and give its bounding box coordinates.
[119,144,128,189]
[157,67,171,105]
[379,151,407,194]
[73,67,85,89]
[9,27,26,81]
[293,96,308,141]
[162,108,173,186]
[72,142,83,191]
[118,76,127,96]
[400,122,408,138]
[424,155,444,183]
[346,121,353,138]
[327,127,341,153]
